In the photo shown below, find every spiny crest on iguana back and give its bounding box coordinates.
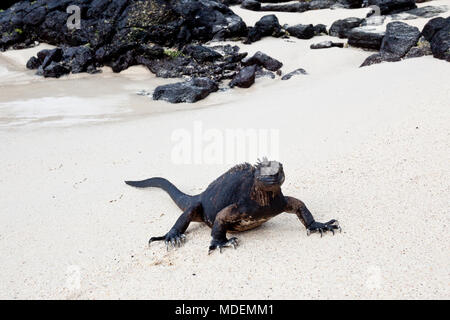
[228,157,271,173]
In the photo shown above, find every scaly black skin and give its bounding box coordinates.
[125,160,340,254]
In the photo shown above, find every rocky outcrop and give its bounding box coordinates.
[0,0,247,65]
[153,77,219,103]
[26,46,99,77]
[360,21,421,66]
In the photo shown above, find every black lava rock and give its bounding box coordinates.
[329,17,363,38]
[348,27,385,50]
[241,0,261,11]
[360,52,402,67]
[242,51,283,71]
[281,68,307,80]
[229,65,257,88]
[153,77,219,103]
[422,17,448,42]
[245,14,283,43]
[430,21,450,61]
[310,41,345,49]
[313,24,328,35]
[380,21,420,57]
[183,45,222,63]
[366,0,417,15]
[287,24,315,39]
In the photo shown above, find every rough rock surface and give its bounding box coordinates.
[366,0,417,15]
[287,24,315,39]
[360,21,421,66]
[404,37,432,59]
[245,14,284,43]
[329,17,363,38]
[229,65,257,88]
[380,21,420,57]
[241,0,261,11]
[429,19,450,61]
[242,51,283,71]
[313,24,328,35]
[348,27,385,50]
[0,0,247,69]
[421,17,448,42]
[360,52,401,67]
[153,77,219,103]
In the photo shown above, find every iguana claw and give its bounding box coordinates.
[307,219,340,237]
[208,237,239,255]
[149,230,187,251]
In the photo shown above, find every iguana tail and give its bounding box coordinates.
[125,177,194,211]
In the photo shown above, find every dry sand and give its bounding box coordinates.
[0,2,449,299]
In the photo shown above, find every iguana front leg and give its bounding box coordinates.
[284,196,341,237]
[208,204,240,254]
[149,201,203,250]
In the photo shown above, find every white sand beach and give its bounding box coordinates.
[0,2,449,299]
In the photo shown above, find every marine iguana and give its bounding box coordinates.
[125,158,340,254]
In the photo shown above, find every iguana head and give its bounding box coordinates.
[254,157,285,190]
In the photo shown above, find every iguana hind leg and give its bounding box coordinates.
[284,196,341,237]
[208,204,240,254]
[149,201,203,250]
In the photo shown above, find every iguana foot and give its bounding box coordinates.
[149,229,186,251]
[208,237,238,255]
[307,219,341,237]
